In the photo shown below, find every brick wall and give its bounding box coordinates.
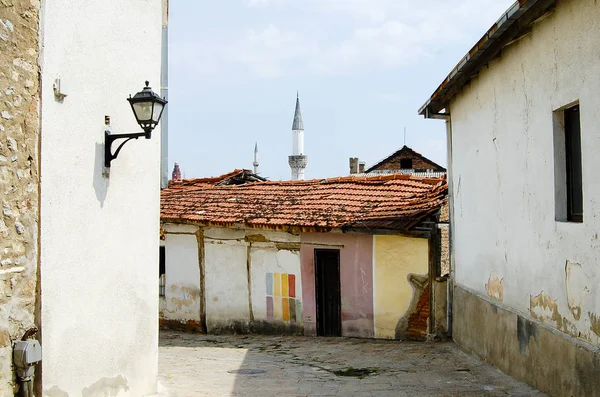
[406,283,430,340]
[372,153,443,172]
[0,0,41,393]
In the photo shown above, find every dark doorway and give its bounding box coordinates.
[314,249,341,337]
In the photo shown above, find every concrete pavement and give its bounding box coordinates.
[158,332,546,397]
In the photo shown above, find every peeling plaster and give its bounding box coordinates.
[530,291,562,329]
[485,272,504,302]
[395,273,428,339]
[44,385,69,397]
[81,375,129,397]
[167,285,200,312]
[588,312,600,338]
[565,260,589,321]
[529,291,578,339]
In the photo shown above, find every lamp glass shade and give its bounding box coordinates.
[152,102,164,123]
[132,101,153,123]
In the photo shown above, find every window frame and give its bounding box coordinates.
[564,105,583,222]
[553,101,583,223]
[159,245,166,297]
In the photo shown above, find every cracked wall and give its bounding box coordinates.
[449,0,600,349]
[161,224,203,328]
[0,0,40,394]
[301,233,374,338]
[373,235,429,339]
[162,225,304,334]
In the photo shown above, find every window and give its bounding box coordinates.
[565,105,583,222]
[400,158,413,169]
[159,246,166,297]
[553,103,583,222]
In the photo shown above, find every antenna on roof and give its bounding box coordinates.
[404,127,407,146]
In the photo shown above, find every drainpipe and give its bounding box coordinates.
[423,106,453,337]
[445,118,454,337]
[160,0,169,189]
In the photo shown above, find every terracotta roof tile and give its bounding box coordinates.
[161,173,447,232]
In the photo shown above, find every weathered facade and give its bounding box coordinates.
[1,0,166,395]
[0,1,41,394]
[161,226,436,340]
[420,0,600,395]
[160,173,448,340]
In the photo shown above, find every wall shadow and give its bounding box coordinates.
[93,142,109,207]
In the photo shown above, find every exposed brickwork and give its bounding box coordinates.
[439,203,449,223]
[406,283,430,341]
[367,146,446,173]
[439,225,450,276]
[0,0,41,393]
[160,318,204,333]
[373,154,440,172]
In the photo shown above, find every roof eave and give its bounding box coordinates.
[418,0,556,118]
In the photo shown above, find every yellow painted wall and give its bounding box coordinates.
[374,235,428,339]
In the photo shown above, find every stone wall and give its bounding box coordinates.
[0,0,41,394]
[439,225,449,276]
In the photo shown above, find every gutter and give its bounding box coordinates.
[419,0,556,118]
[160,0,169,188]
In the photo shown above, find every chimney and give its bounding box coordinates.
[171,162,182,181]
[358,162,366,174]
[349,157,359,174]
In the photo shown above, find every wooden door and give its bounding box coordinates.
[314,249,341,337]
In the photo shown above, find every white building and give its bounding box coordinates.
[420,0,600,395]
[0,1,166,395]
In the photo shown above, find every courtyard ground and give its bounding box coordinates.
[157,331,546,397]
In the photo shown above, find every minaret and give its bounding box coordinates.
[253,142,259,174]
[288,92,307,180]
[171,162,182,181]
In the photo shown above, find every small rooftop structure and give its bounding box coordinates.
[166,169,267,190]
[349,146,446,178]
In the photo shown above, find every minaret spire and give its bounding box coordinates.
[292,93,304,131]
[253,142,259,174]
[288,92,307,180]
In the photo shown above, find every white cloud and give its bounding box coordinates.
[176,0,515,80]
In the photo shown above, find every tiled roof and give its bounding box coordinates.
[161,173,447,232]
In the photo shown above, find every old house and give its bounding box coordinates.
[160,172,448,340]
[420,0,600,395]
[1,1,166,395]
[350,145,446,177]
[349,147,450,278]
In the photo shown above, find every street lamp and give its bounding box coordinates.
[104,81,168,167]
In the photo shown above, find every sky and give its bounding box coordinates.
[168,0,515,181]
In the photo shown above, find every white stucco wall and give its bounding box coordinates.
[162,224,201,323]
[204,228,250,330]
[248,231,302,324]
[449,0,600,344]
[39,1,163,395]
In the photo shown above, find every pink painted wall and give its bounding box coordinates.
[300,233,374,338]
